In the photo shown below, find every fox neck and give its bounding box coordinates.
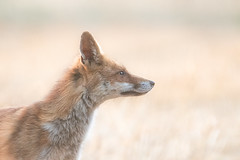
[42,65,101,119]
[40,68,101,158]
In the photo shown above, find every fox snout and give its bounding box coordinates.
[136,80,155,91]
[120,80,155,96]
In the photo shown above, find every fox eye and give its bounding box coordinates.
[119,71,125,75]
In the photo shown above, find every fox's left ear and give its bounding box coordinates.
[80,31,102,65]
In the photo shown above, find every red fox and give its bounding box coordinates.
[0,32,155,160]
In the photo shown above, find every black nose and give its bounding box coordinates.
[150,81,155,86]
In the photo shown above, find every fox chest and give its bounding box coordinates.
[40,110,94,160]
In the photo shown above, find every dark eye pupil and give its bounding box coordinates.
[120,71,124,75]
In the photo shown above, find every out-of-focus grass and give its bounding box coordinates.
[0,25,240,160]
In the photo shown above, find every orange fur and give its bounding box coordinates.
[0,32,154,160]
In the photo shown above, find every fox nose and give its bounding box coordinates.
[149,81,155,87]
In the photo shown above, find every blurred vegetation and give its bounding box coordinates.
[0,0,240,26]
[0,1,240,160]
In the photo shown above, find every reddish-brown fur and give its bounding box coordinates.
[0,32,154,160]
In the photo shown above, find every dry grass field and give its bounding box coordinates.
[0,24,240,160]
[0,1,240,159]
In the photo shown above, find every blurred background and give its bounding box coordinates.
[0,0,240,159]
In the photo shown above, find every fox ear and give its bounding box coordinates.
[80,31,102,65]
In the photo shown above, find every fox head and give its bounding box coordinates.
[71,32,155,104]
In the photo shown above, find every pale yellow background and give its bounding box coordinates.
[0,1,240,159]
